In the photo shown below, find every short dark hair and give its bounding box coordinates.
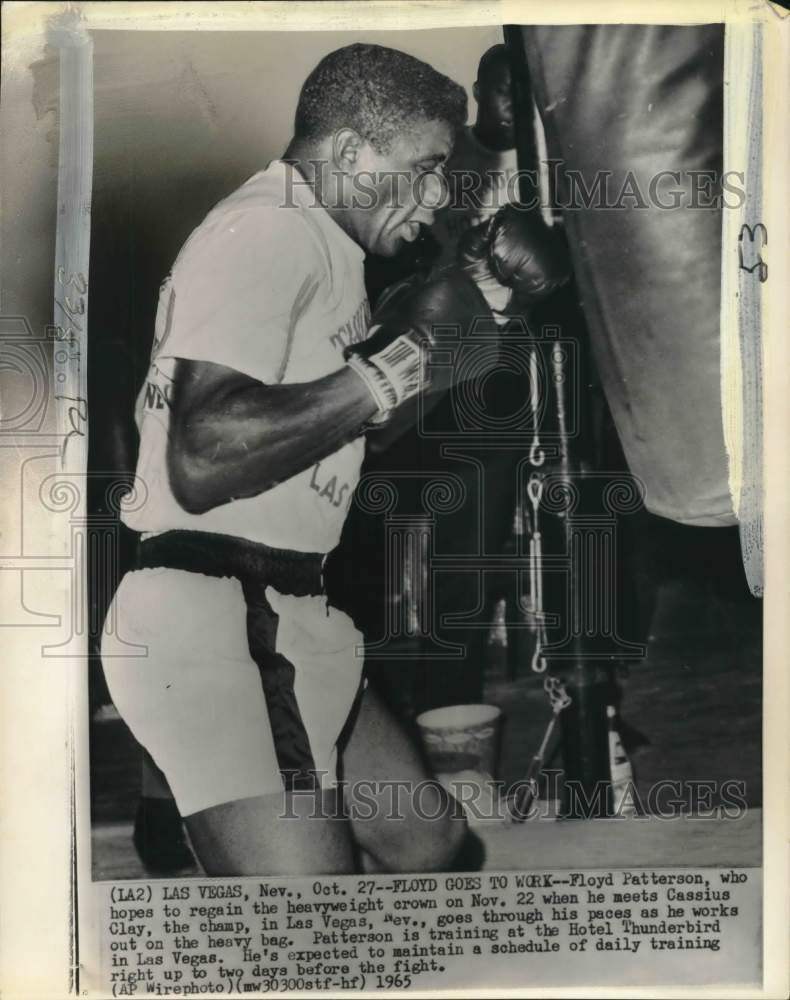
[294,43,467,152]
[477,43,511,83]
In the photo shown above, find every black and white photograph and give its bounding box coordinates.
[0,1,787,997]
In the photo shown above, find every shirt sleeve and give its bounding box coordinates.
[157,206,322,385]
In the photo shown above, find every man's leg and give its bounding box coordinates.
[342,684,468,872]
[133,749,196,873]
[102,569,361,877]
[184,788,355,876]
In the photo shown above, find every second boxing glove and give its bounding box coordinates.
[463,204,570,306]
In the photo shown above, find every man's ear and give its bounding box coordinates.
[332,128,365,173]
[472,81,480,105]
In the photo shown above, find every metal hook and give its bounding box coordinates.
[527,474,544,512]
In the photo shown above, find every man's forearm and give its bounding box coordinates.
[169,364,378,514]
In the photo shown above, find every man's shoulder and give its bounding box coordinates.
[447,127,517,176]
[173,165,325,281]
[219,160,310,213]
[445,127,476,171]
[203,162,316,238]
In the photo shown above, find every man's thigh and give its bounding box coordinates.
[102,568,286,816]
[102,569,365,873]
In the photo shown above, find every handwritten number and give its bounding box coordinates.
[64,294,85,316]
[54,269,88,465]
[55,299,84,332]
[738,223,768,283]
[57,266,88,295]
[51,325,79,347]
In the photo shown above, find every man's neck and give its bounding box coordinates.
[471,122,515,155]
[281,141,359,245]
[282,142,320,193]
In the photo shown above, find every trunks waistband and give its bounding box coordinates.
[136,530,325,598]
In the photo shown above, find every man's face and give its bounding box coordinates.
[476,63,514,150]
[348,119,454,257]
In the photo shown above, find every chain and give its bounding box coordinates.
[528,347,545,467]
[544,674,571,713]
[507,676,571,822]
[507,343,574,822]
[526,473,548,673]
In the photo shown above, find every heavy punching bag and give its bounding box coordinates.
[513,24,734,527]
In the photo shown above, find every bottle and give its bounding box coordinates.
[607,705,638,816]
[487,597,509,678]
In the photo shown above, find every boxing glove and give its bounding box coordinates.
[345,264,497,422]
[462,204,570,306]
[455,222,515,317]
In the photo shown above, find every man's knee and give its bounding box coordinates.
[185,788,355,876]
[351,781,469,873]
[385,810,469,873]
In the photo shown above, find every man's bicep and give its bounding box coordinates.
[171,358,260,418]
[167,359,269,511]
[169,358,267,464]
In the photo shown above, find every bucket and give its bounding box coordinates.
[416,704,502,782]
[416,704,504,822]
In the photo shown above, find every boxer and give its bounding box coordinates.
[430,43,523,263]
[102,43,555,876]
